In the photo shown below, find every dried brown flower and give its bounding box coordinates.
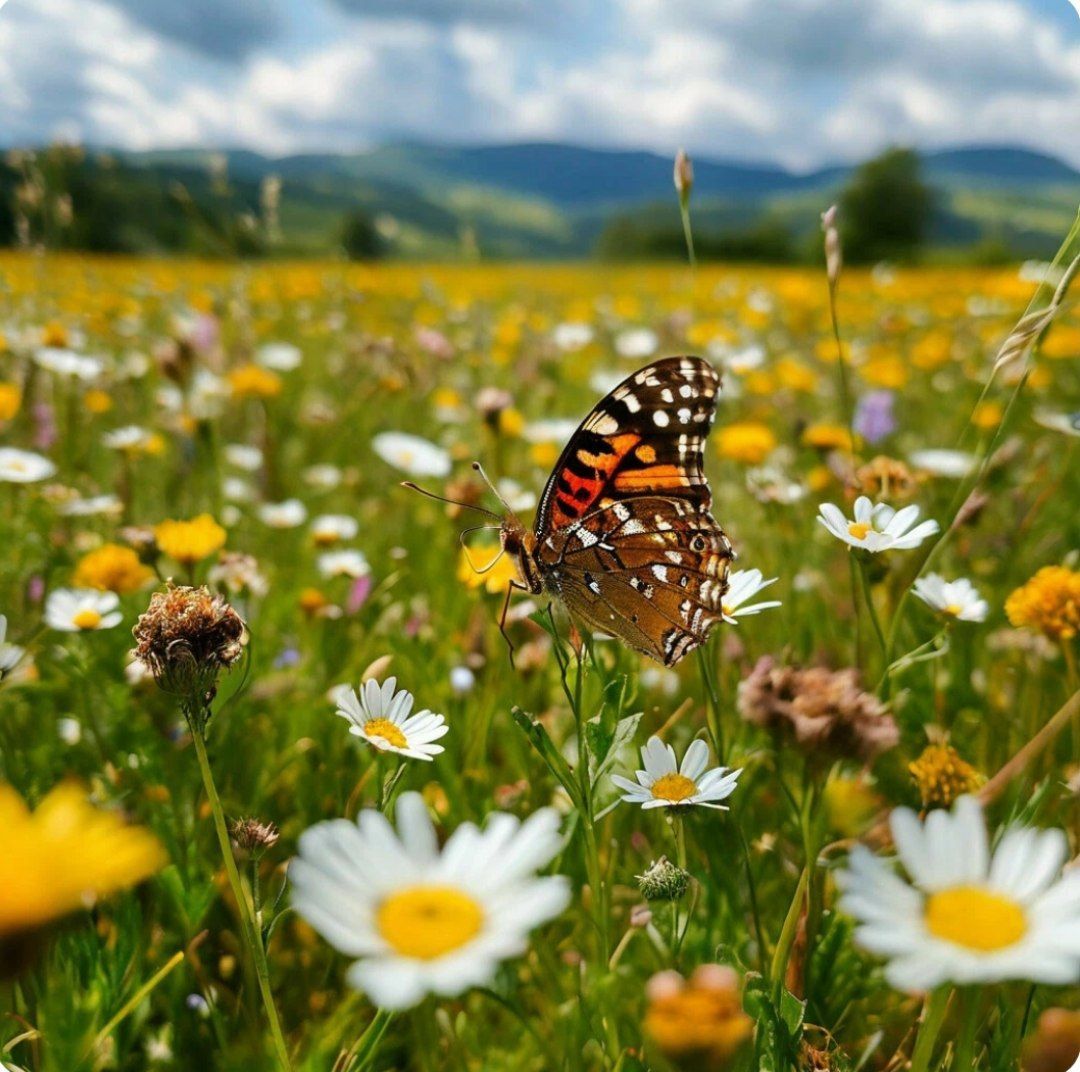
[853,455,918,501]
[132,584,245,714]
[737,656,898,761]
[1022,1009,1080,1072]
[230,817,280,858]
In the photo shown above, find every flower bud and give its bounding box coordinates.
[674,148,694,206]
[637,856,691,902]
[821,204,842,287]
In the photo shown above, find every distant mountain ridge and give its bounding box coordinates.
[119,141,1080,207]
[21,140,1077,258]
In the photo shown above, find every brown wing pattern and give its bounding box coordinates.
[533,357,733,666]
[534,356,721,536]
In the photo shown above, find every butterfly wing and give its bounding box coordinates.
[535,356,720,534]
[533,356,733,665]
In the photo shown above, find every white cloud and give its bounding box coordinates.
[0,0,1077,167]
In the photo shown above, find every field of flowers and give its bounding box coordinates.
[0,238,1078,1072]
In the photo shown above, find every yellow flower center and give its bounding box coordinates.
[364,718,408,749]
[651,773,698,803]
[376,884,484,959]
[924,885,1027,952]
[72,609,102,630]
[848,522,871,540]
[944,603,962,616]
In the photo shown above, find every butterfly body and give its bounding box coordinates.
[500,356,733,666]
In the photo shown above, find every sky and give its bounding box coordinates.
[0,0,1078,169]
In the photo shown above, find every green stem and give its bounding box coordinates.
[769,866,808,992]
[908,987,951,1072]
[343,1008,394,1072]
[827,277,855,447]
[89,950,185,1054]
[698,647,724,760]
[857,561,887,659]
[191,727,293,1070]
[679,202,696,268]
[848,555,863,671]
[952,989,981,1072]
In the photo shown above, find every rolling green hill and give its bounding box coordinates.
[6,142,1078,259]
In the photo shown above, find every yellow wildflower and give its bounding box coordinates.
[299,587,330,616]
[83,389,113,415]
[73,544,153,594]
[530,441,559,469]
[823,775,881,837]
[860,354,908,389]
[911,332,952,370]
[0,382,21,422]
[41,321,68,347]
[775,357,818,393]
[0,781,165,938]
[973,401,1003,430]
[1041,324,1080,360]
[909,743,984,809]
[1005,565,1080,641]
[645,965,752,1067]
[228,363,282,399]
[716,422,777,465]
[154,515,227,565]
[457,545,519,595]
[498,407,525,437]
[802,423,855,453]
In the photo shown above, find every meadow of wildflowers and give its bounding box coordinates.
[0,222,1078,1072]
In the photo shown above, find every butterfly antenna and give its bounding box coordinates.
[471,462,517,517]
[400,481,501,521]
[458,523,505,575]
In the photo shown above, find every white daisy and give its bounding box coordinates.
[837,795,1080,992]
[56,493,123,517]
[256,342,302,371]
[224,444,264,471]
[722,568,782,625]
[912,574,989,623]
[0,615,26,680]
[0,448,57,484]
[311,514,359,545]
[103,425,157,451]
[336,677,448,762]
[304,464,343,490]
[318,549,370,579]
[1033,409,1080,438]
[44,589,122,632]
[34,347,103,381]
[552,322,593,352]
[909,449,977,479]
[612,736,741,811]
[818,496,939,553]
[522,418,579,445]
[372,432,451,478]
[290,792,569,1010]
[258,499,307,528]
[614,327,658,360]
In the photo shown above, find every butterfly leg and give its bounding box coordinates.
[498,578,529,668]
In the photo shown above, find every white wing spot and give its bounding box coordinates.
[653,410,670,428]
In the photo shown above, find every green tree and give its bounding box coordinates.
[340,209,382,260]
[839,147,932,263]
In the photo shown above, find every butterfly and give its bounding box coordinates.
[408,356,734,666]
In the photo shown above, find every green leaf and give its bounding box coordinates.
[589,711,642,786]
[779,989,806,1037]
[511,706,585,810]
